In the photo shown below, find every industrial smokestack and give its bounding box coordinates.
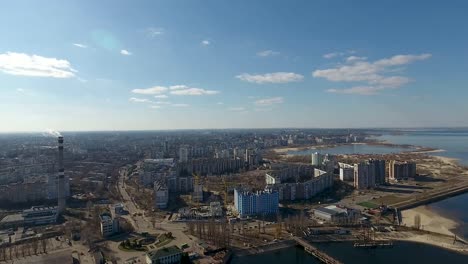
[57,136,66,213]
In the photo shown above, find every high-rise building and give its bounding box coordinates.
[179,146,189,162]
[234,188,278,217]
[389,161,416,180]
[154,181,169,209]
[353,159,386,189]
[99,212,119,237]
[339,163,354,181]
[370,159,386,184]
[311,152,324,166]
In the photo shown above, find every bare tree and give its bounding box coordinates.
[41,239,48,253]
[414,214,421,230]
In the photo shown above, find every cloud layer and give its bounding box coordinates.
[0,52,76,78]
[255,97,284,106]
[314,53,431,95]
[236,72,304,84]
[120,49,132,55]
[73,43,87,48]
[132,84,219,96]
[257,50,280,57]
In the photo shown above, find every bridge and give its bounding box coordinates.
[293,237,343,264]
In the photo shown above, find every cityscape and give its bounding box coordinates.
[1,1,468,264]
[0,129,467,263]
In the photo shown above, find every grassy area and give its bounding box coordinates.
[155,234,173,248]
[357,201,378,209]
[374,195,405,205]
[118,243,146,252]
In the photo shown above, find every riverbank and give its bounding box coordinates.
[274,141,439,155]
[398,233,468,254]
[401,206,458,237]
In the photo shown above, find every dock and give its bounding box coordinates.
[353,240,393,248]
[293,237,343,264]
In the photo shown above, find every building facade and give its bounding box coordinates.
[311,152,324,166]
[389,161,416,180]
[339,163,354,181]
[154,181,169,209]
[99,212,119,237]
[146,246,182,264]
[234,189,279,217]
[354,159,386,189]
[266,167,333,201]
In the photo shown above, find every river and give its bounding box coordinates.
[244,129,468,263]
[231,242,467,264]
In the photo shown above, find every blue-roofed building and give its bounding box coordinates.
[234,188,279,217]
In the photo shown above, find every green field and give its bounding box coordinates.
[357,201,378,209]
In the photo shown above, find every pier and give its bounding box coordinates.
[353,240,393,248]
[293,237,343,264]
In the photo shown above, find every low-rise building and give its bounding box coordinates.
[146,246,182,264]
[313,205,360,224]
[99,212,119,238]
[209,202,223,217]
[192,184,203,202]
[0,206,58,228]
[114,203,125,215]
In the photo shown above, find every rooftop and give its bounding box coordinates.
[147,246,182,260]
[0,214,24,224]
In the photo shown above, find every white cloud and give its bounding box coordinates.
[169,85,188,90]
[201,40,210,46]
[326,86,382,95]
[374,54,431,67]
[73,43,88,48]
[120,49,132,55]
[228,107,246,112]
[216,102,224,105]
[146,27,164,37]
[257,50,280,57]
[236,72,304,84]
[0,52,76,78]
[313,53,431,95]
[346,56,367,62]
[323,50,357,59]
[149,105,161,109]
[172,103,189,107]
[323,52,340,59]
[133,84,219,97]
[129,97,152,103]
[155,101,171,105]
[170,87,219,95]
[16,88,25,93]
[255,97,284,106]
[254,108,273,112]
[132,86,168,95]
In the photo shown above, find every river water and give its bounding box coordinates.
[245,129,468,263]
[232,242,467,264]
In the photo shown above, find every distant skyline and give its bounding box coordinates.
[1,0,468,132]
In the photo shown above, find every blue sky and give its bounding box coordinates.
[1,0,467,132]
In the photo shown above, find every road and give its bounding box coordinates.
[117,166,196,247]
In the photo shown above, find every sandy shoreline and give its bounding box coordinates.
[401,206,458,237]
